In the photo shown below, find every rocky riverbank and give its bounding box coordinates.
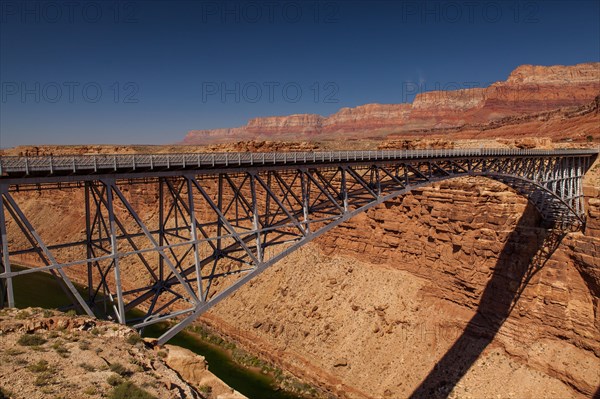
[0,307,245,399]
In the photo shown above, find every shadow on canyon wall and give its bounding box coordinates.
[409,202,568,399]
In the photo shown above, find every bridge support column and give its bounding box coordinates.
[341,167,349,212]
[301,170,310,234]
[158,178,165,283]
[84,182,95,311]
[186,176,205,302]
[102,179,126,324]
[250,174,263,263]
[0,185,14,308]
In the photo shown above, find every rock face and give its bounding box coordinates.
[247,114,324,135]
[323,104,413,133]
[183,62,600,144]
[506,63,600,85]
[164,345,247,399]
[0,308,202,399]
[203,177,600,399]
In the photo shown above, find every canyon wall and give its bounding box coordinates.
[184,62,600,144]
[198,175,600,399]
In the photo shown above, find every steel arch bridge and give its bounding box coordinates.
[0,148,597,344]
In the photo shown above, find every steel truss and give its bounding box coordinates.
[0,151,597,344]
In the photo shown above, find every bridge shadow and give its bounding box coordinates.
[409,202,568,399]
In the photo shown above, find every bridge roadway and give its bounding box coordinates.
[0,147,598,344]
[1,148,597,180]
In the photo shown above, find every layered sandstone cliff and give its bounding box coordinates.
[184,62,600,144]
[200,175,600,399]
[506,63,600,85]
[246,114,324,135]
[322,104,413,133]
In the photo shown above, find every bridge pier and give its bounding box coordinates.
[0,185,14,308]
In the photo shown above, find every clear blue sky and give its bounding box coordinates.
[1,0,599,147]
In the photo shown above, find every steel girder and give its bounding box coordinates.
[0,152,597,344]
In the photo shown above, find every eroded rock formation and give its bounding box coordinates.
[184,62,600,144]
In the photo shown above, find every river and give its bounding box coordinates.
[8,266,303,399]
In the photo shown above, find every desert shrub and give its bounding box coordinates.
[587,135,594,142]
[27,360,50,373]
[108,381,157,399]
[106,375,123,387]
[78,340,91,350]
[65,333,79,342]
[51,342,69,358]
[129,358,145,372]
[126,333,142,346]
[199,384,212,396]
[15,310,31,320]
[17,334,47,346]
[33,372,54,386]
[109,363,129,376]
[30,346,48,352]
[79,363,96,372]
[141,380,158,389]
[83,386,96,395]
[156,351,167,359]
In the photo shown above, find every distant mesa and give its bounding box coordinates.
[183,62,600,144]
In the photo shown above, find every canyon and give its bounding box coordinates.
[183,62,600,145]
[1,136,599,399]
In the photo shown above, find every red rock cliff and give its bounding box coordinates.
[183,62,600,144]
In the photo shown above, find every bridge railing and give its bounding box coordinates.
[0,148,597,176]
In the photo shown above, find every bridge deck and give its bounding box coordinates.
[1,148,597,179]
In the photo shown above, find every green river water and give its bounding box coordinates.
[8,266,302,399]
